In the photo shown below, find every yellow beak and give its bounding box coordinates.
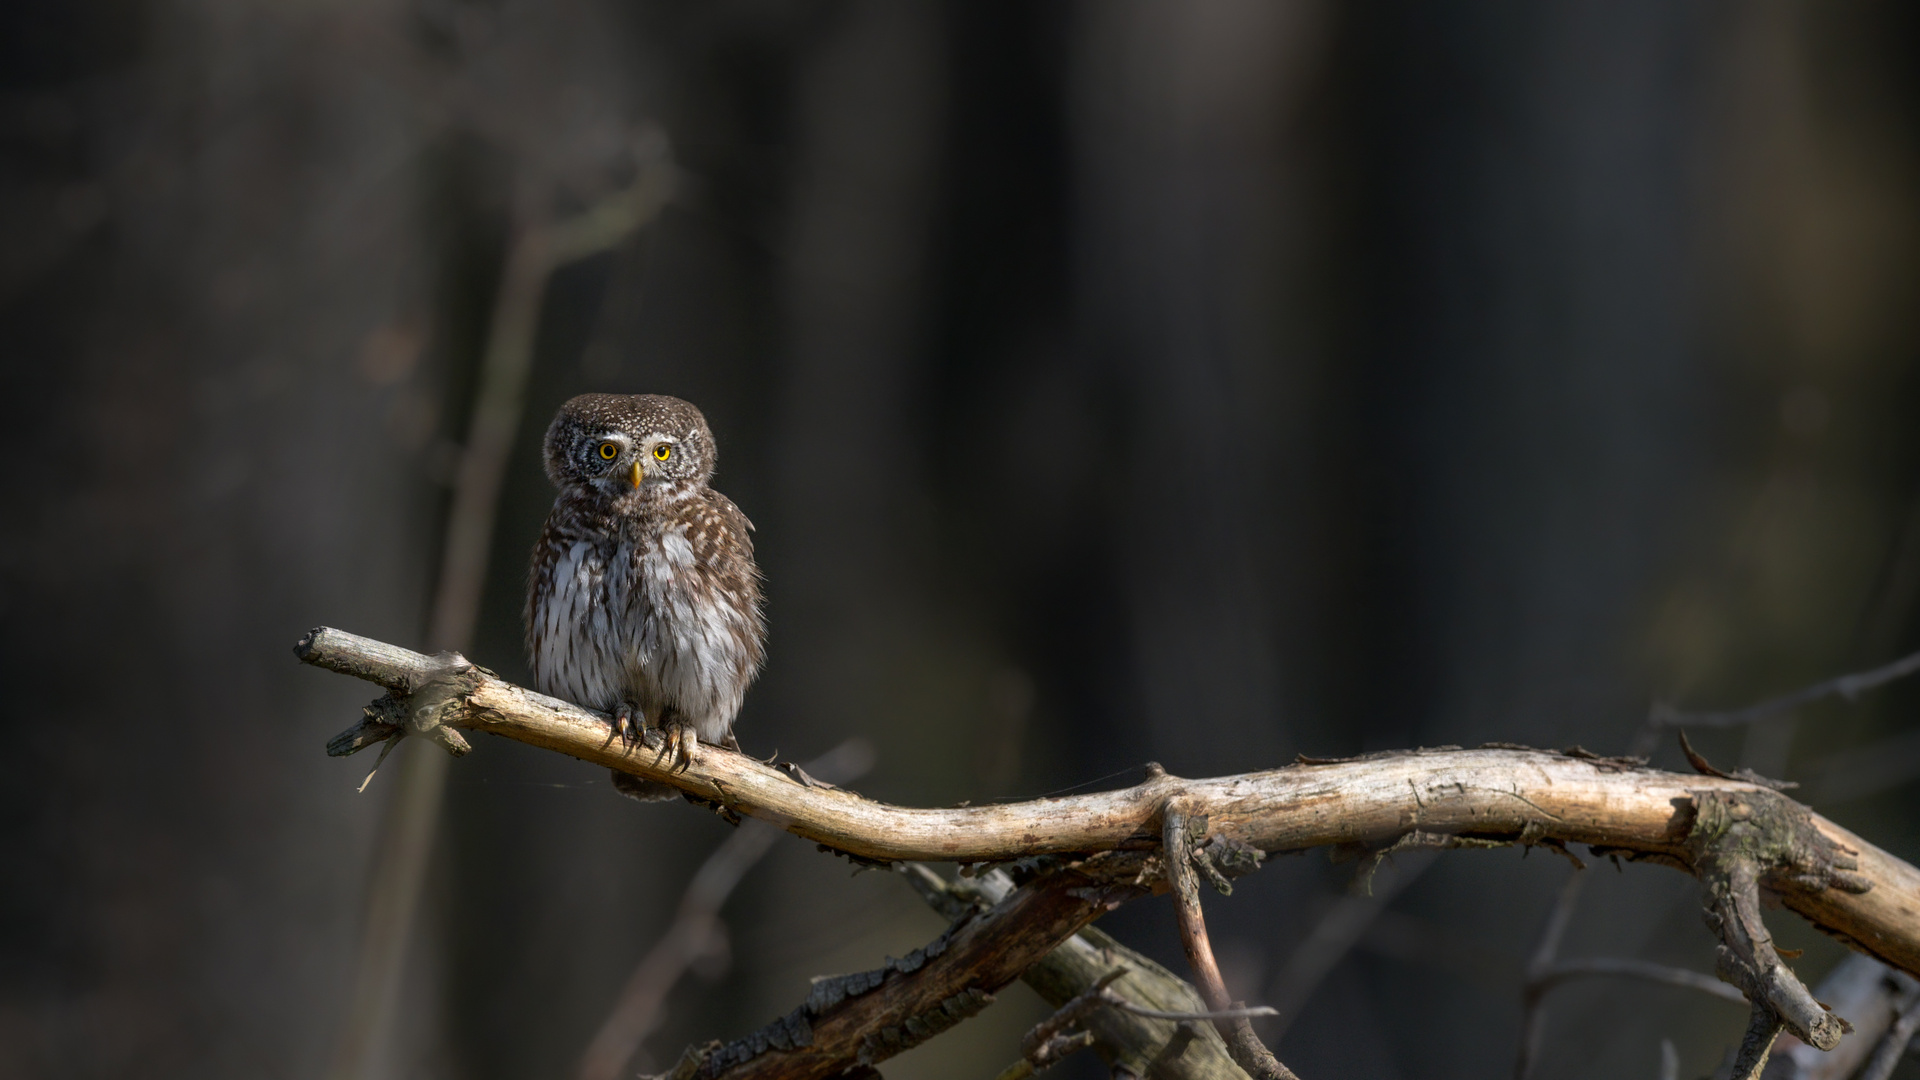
[630,460,645,489]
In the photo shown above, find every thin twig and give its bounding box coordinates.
[1163,801,1299,1080]
[1531,958,1746,1004]
[1637,646,1920,754]
[577,739,875,1080]
[1800,727,1920,806]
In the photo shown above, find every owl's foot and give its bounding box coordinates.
[611,702,645,749]
[651,721,699,774]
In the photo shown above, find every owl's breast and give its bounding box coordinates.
[526,492,764,742]
[628,516,764,735]
[527,535,633,710]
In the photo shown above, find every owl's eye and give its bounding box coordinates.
[653,445,672,461]
[597,442,619,461]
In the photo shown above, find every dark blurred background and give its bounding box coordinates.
[5,2,1920,1078]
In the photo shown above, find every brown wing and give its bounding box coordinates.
[701,488,757,561]
[693,487,766,670]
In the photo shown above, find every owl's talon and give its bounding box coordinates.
[612,702,644,750]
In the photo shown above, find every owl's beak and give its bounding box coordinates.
[630,460,645,489]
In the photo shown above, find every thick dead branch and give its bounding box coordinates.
[642,853,1158,1080]
[991,967,1274,1080]
[298,628,1920,988]
[996,969,1127,1079]
[901,865,1249,1080]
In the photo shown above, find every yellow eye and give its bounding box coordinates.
[597,442,619,461]
[653,444,672,461]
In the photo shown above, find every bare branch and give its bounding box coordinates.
[1164,802,1298,1080]
[901,864,1250,1080]
[1531,958,1746,1004]
[990,967,1277,1080]
[641,853,1159,1080]
[303,631,1920,1077]
[1646,646,1920,731]
[296,629,1920,989]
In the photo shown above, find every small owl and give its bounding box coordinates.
[525,393,766,801]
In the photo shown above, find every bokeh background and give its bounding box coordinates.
[5,2,1920,1078]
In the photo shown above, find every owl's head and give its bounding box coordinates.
[543,393,719,496]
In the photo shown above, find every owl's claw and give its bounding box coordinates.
[649,722,699,773]
[612,702,643,749]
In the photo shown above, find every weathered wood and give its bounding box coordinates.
[649,853,1157,1080]
[299,628,1920,984]
[296,627,459,694]
[903,864,1250,1080]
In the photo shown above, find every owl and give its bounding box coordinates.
[525,393,766,801]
